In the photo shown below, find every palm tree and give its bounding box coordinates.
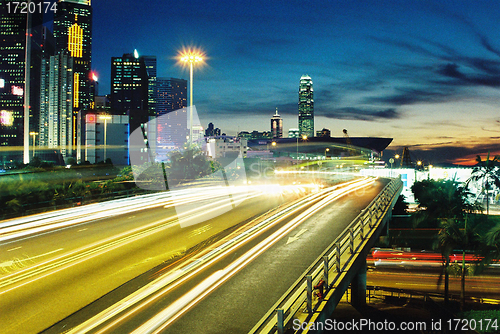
[466,152,500,216]
[436,218,481,310]
[481,222,500,266]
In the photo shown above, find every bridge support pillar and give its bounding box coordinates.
[350,257,367,307]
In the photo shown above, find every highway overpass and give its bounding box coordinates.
[0,175,401,333]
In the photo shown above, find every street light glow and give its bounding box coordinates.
[177,47,206,68]
[177,47,206,144]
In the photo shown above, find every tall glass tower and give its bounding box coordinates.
[0,0,43,152]
[111,52,155,134]
[53,0,92,113]
[156,77,187,147]
[298,75,314,138]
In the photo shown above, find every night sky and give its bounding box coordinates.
[90,0,500,165]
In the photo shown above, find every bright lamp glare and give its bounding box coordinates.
[177,47,206,68]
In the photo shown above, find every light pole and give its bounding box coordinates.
[324,147,330,159]
[179,48,204,145]
[29,131,38,157]
[296,135,307,163]
[415,160,422,182]
[394,154,400,168]
[100,115,112,162]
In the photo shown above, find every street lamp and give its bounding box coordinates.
[296,135,307,163]
[415,160,423,182]
[29,131,38,157]
[324,147,330,159]
[394,154,400,168]
[179,48,205,145]
[99,115,112,161]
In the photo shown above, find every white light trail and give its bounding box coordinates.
[66,178,375,334]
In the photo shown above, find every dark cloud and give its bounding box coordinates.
[481,127,500,133]
[385,142,500,165]
[437,63,500,87]
[364,87,452,106]
[320,107,400,121]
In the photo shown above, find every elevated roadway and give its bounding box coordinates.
[0,177,390,333]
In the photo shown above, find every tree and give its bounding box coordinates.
[167,146,212,184]
[411,179,481,227]
[412,178,482,307]
[392,194,409,215]
[480,222,500,267]
[466,153,500,216]
[436,218,481,310]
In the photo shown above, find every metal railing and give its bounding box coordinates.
[250,177,403,334]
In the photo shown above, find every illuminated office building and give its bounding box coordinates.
[45,51,74,158]
[271,107,283,138]
[298,75,314,138]
[0,1,43,150]
[111,52,155,134]
[156,77,187,147]
[53,0,92,114]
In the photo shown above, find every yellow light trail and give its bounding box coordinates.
[133,178,374,334]
[66,178,374,333]
[67,183,345,333]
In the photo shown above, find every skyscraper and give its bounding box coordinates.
[0,1,43,151]
[53,0,92,113]
[298,75,314,138]
[45,51,74,158]
[39,27,56,148]
[143,56,157,117]
[156,78,187,116]
[271,107,283,138]
[156,77,187,147]
[111,52,156,135]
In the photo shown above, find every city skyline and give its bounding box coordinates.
[89,0,500,165]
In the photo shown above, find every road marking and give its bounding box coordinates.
[394,282,438,288]
[286,228,308,244]
[7,246,22,252]
[78,228,88,232]
[30,248,64,260]
[127,216,136,219]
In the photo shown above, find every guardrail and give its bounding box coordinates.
[249,177,403,334]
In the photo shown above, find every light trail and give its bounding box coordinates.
[0,186,251,243]
[0,183,320,292]
[66,178,374,334]
[132,178,374,334]
[0,191,259,292]
[66,184,338,334]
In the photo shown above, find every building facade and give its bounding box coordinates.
[84,113,129,165]
[0,1,44,150]
[298,75,314,138]
[45,51,74,158]
[288,128,300,139]
[205,137,247,160]
[53,0,92,114]
[271,107,283,138]
[111,52,155,135]
[316,128,331,138]
[155,77,187,149]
